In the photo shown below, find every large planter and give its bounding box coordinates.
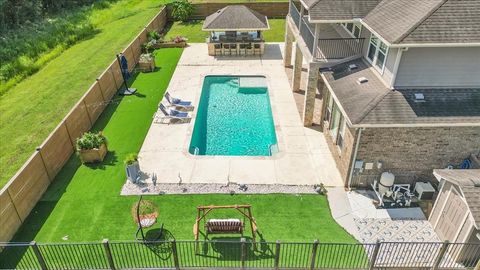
[78,143,108,163]
[126,161,141,183]
[138,54,156,72]
[154,41,187,48]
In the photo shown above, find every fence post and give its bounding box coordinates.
[31,241,48,270]
[368,240,381,270]
[433,241,450,270]
[310,240,319,270]
[274,240,281,270]
[102,239,115,270]
[241,238,246,270]
[172,240,180,270]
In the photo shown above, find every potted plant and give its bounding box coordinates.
[125,153,140,183]
[76,131,107,163]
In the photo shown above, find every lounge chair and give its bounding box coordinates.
[164,92,193,110]
[154,103,191,124]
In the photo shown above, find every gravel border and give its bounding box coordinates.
[120,182,323,195]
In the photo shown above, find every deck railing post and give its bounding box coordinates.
[368,240,381,270]
[433,241,450,270]
[310,240,319,270]
[274,240,281,270]
[241,238,246,270]
[102,239,115,270]
[172,240,180,270]
[31,241,48,270]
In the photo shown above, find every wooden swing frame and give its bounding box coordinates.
[193,205,258,244]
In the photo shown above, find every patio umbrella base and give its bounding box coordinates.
[121,88,137,95]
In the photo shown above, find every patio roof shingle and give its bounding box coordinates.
[202,5,269,31]
[321,59,480,126]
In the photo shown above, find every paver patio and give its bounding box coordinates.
[128,43,343,193]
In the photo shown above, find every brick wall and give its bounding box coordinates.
[323,122,357,185]
[352,126,480,187]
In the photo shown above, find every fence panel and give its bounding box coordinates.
[278,242,312,268]
[177,240,242,268]
[0,192,22,243]
[0,243,40,269]
[83,82,107,124]
[6,152,51,221]
[39,124,74,179]
[110,241,175,269]
[374,242,442,269]
[440,243,480,269]
[244,241,276,268]
[38,243,108,270]
[64,100,92,145]
[315,243,374,269]
[97,63,119,101]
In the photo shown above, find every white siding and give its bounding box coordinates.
[395,47,480,88]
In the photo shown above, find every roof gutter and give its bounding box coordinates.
[352,122,480,128]
[307,17,480,48]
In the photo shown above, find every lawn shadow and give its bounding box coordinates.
[83,150,119,170]
[197,236,275,262]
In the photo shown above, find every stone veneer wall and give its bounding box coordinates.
[352,126,480,187]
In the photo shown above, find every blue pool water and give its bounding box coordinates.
[189,76,277,156]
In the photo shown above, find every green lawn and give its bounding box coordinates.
[0,0,167,188]
[11,48,354,244]
[164,19,285,43]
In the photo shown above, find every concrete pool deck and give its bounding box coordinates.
[128,43,344,193]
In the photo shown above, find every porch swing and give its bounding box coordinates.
[193,204,259,251]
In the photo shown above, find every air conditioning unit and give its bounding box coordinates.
[414,182,435,200]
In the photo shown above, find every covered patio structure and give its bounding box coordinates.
[202,5,269,56]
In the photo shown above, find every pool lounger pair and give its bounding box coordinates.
[164,92,193,110]
[154,103,191,124]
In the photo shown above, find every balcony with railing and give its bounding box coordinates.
[288,1,364,63]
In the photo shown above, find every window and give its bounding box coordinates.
[337,118,346,151]
[366,33,389,72]
[325,93,333,122]
[341,22,362,38]
[330,104,341,139]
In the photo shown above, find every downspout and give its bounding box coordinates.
[347,127,364,189]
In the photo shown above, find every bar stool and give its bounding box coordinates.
[223,44,231,55]
[246,43,254,55]
[214,44,222,55]
[230,44,238,56]
[253,43,261,55]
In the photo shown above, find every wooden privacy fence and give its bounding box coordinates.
[0,7,168,243]
[0,240,479,269]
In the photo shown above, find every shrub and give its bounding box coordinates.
[169,0,194,22]
[124,153,138,165]
[76,131,107,150]
[148,30,161,41]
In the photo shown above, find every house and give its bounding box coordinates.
[430,169,480,263]
[284,0,480,188]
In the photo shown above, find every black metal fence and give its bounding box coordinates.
[316,38,365,60]
[1,240,479,269]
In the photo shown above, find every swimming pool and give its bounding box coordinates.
[189,76,277,156]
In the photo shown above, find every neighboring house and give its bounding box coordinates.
[430,169,480,263]
[284,0,480,187]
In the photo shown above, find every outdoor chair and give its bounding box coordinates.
[246,44,254,55]
[164,92,193,110]
[223,44,231,55]
[254,43,261,55]
[239,44,247,56]
[214,44,222,55]
[154,103,191,124]
[230,44,238,56]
